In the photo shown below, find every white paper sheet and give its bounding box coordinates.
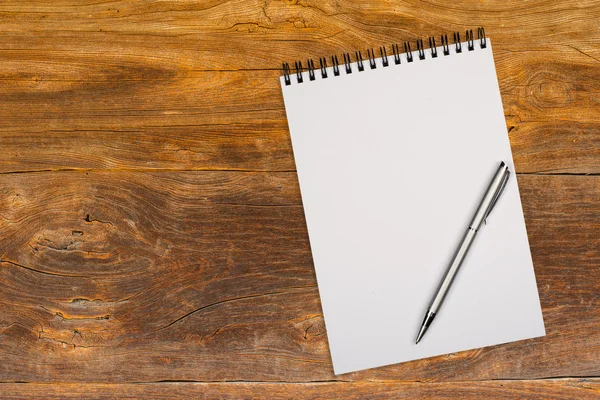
[280,40,545,375]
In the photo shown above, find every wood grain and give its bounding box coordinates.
[0,173,597,384]
[0,0,598,397]
[0,380,598,399]
[0,1,599,174]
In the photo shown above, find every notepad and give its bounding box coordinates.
[280,31,545,375]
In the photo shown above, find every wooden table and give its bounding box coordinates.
[0,1,598,398]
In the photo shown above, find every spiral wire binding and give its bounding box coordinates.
[319,57,328,78]
[367,48,376,69]
[478,27,487,48]
[392,44,401,65]
[430,37,438,58]
[380,47,389,66]
[282,27,487,85]
[416,39,425,60]
[331,55,340,76]
[282,62,292,85]
[404,42,414,62]
[307,59,315,81]
[343,53,352,74]
[441,34,450,55]
[356,51,364,71]
[453,32,462,53]
[466,29,474,51]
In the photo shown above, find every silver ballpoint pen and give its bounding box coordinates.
[415,161,511,344]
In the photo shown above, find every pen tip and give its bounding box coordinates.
[415,323,428,345]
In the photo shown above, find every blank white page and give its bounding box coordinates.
[280,40,545,375]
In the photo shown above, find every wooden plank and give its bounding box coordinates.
[0,380,598,399]
[0,63,597,174]
[0,172,597,382]
[0,0,598,69]
[0,1,599,174]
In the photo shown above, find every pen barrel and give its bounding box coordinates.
[470,162,510,230]
[428,227,477,313]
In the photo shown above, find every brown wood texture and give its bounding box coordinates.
[0,380,598,400]
[0,0,599,398]
[0,173,598,394]
[0,1,599,175]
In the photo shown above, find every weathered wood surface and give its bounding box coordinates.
[0,1,599,174]
[0,0,599,398]
[0,380,599,399]
[0,173,598,385]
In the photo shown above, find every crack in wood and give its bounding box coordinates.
[0,168,597,176]
[148,286,316,334]
[83,214,114,226]
[0,377,586,385]
[568,45,600,64]
[39,306,111,322]
[0,259,99,283]
[0,167,299,174]
[38,334,102,349]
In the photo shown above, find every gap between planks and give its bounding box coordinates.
[0,377,598,385]
[0,168,598,176]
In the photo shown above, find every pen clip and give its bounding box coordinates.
[483,168,510,224]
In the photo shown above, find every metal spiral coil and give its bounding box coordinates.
[307,59,315,81]
[331,55,340,76]
[392,44,401,65]
[441,34,450,56]
[343,53,352,74]
[380,47,389,66]
[478,27,487,48]
[429,37,438,58]
[355,51,364,71]
[453,32,462,53]
[294,60,303,83]
[367,48,376,69]
[416,39,425,60]
[404,42,414,62]
[282,27,487,86]
[319,57,328,78]
[466,29,474,51]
